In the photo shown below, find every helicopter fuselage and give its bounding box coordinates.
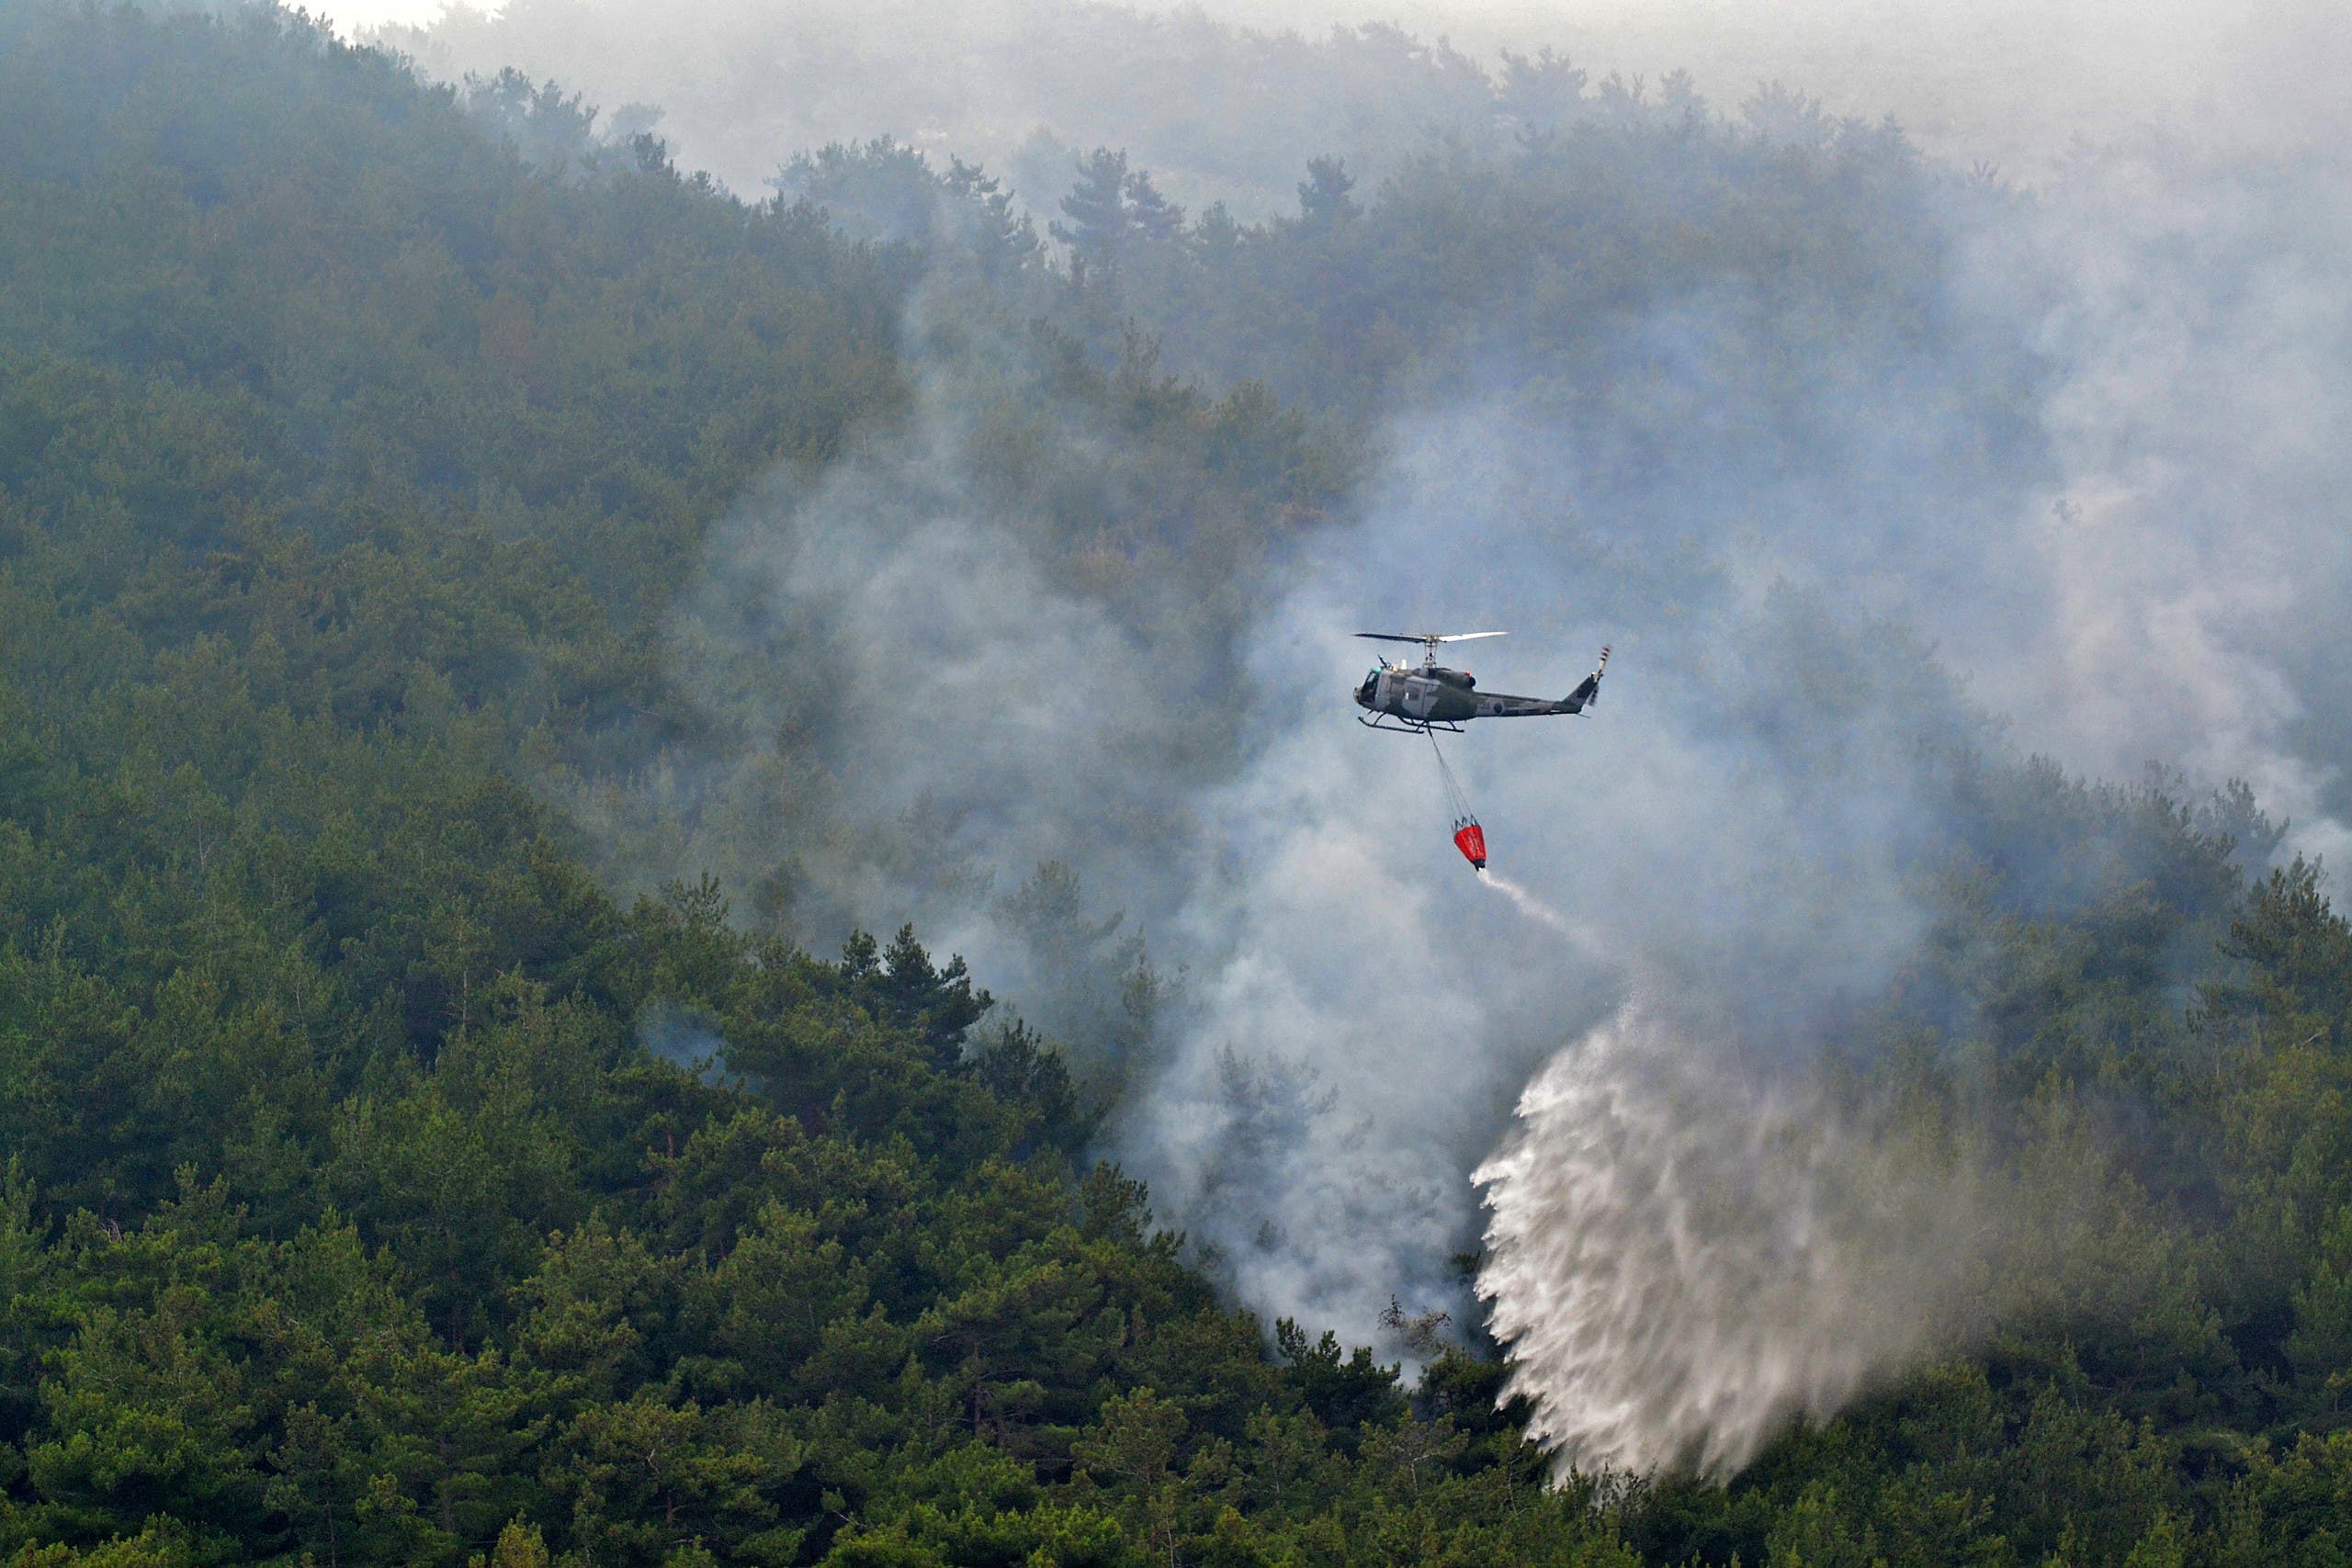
[1354,663,1597,730]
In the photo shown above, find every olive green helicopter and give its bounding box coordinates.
[1351,631,1611,872]
[1351,631,1609,735]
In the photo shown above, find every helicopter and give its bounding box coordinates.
[1352,631,1610,735]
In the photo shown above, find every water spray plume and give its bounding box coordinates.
[1478,871,1605,953]
[1474,998,1990,1480]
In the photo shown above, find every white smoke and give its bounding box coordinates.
[459,0,2352,1482]
[1959,132,2352,872]
[1105,386,1977,1347]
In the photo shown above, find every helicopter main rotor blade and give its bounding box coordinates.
[1352,630,1508,644]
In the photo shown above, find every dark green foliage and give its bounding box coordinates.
[2210,861,2352,1041]
[1272,1322,1405,1442]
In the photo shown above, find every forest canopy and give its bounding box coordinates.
[1,4,2350,1567]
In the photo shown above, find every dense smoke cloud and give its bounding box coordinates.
[1962,134,2352,871]
[1118,386,2002,1345]
[589,334,1230,1048]
[440,0,2352,1479]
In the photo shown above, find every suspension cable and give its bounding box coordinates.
[1427,727,1476,827]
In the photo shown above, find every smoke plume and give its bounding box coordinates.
[426,0,2352,1479]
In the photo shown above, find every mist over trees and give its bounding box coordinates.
[3,2,2352,1566]
[388,0,1532,219]
[378,0,2352,203]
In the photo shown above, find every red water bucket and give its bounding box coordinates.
[1453,820,1487,871]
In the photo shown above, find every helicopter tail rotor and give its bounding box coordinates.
[1563,644,1611,712]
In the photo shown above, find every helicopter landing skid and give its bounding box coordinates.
[1357,714,1464,735]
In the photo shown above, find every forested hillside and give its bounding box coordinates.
[4,5,2352,1566]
